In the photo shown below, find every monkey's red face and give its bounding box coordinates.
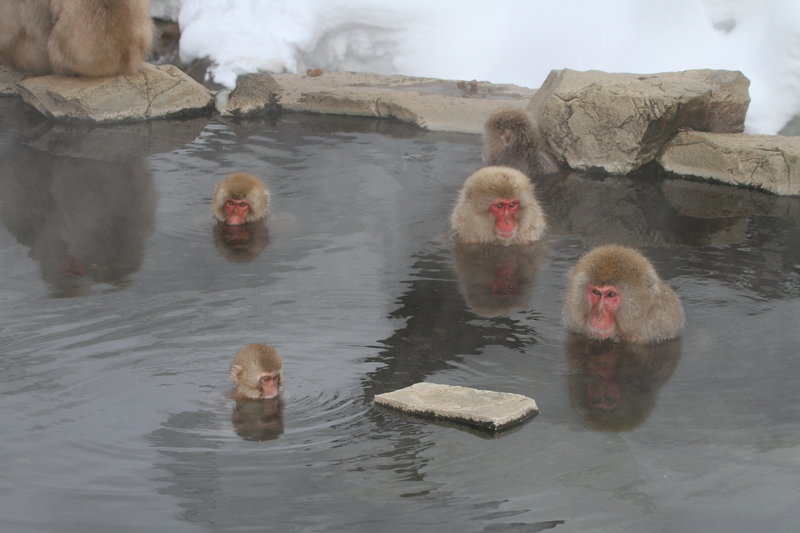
[489,198,520,239]
[586,284,621,339]
[258,371,282,399]
[224,199,251,226]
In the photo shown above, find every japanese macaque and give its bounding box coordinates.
[563,245,685,344]
[230,344,284,400]
[0,0,153,77]
[482,108,561,176]
[212,172,271,226]
[450,166,546,245]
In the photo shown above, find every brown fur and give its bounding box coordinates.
[450,166,546,245]
[482,108,562,176]
[0,0,152,77]
[563,245,685,344]
[212,172,271,224]
[230,344,283,401]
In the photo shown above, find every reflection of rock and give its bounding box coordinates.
[231,398,285,441]
[0,146,155,297]
[452,242,546,317]
[537,170,781,247]
[23,116,208,161]
[564,335,682,432]
[212,222,270,263]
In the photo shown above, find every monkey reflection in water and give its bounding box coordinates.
[229,344,285,441]
[452,242,546,318]
[211,172,271,262]
[0,149,155,297]
[565,336,682,432]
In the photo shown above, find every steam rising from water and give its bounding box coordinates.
[177,0,800,134]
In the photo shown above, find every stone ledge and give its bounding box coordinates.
[659,130,800,195]
[270,71,536,134]
[374,382,538,433]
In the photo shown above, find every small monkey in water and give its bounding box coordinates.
[563,245,685,344]
[230,344,283,400]
[482,108,561,176]
[0,0,153,77]
[212,172,271,226]
[450,166,546,245]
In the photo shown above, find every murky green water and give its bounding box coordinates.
[1,98,798,533]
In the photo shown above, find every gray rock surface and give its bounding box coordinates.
[16,63,212,123]
[270,71,536,134]
[528,69,750,174]
[0,66,25,95]
[217,73,282,117]
[374,382,538,433]
[659,130,800,195]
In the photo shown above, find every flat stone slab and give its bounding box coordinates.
[270,71,536,134]
[374,382,538,433]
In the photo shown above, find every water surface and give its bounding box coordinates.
[0,99,798,532]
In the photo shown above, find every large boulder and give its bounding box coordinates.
[659,130,800,196]
[16,63,213,123]
[528,69,750,174]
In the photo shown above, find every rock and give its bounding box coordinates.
[528,69,750,174]
[659,130,800,196]
[270,71,536,134]
[0,66,25,96]
[16,63,213,123]
[217,73,282,117]
[374,382,538,433]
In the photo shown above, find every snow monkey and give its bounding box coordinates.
[450,166,546,245]
[212,172,271,226]
[230,344,283,401]
[0,0,153,77]
[563,245,685,344]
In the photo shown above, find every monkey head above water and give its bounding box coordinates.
[450,166,546,246]
[563,245,685,344]
[230,344,283,400]
[212,172,270,226]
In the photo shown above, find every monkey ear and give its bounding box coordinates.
[230,364,243,384]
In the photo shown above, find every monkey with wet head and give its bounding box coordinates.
[563,245,685,344]
[212,172,271,226]
[230,344,283,400]
[450,166,546,246]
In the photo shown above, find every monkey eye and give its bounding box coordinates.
[607,291,617,298]
[509,202,517,208]
[591,288,602,296]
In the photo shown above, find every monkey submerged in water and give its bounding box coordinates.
[563,245,685,344]
[230,344,283,400]
[450,166,546,246]
[212,172,271,226]
[0,0,153,77]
